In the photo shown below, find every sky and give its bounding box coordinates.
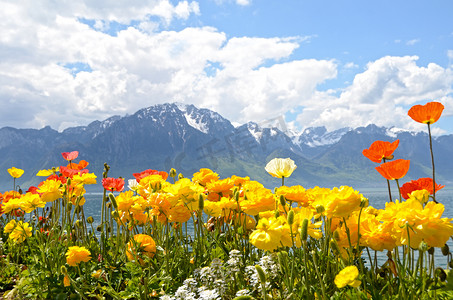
[1,0,452,135]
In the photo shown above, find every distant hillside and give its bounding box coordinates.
[0,103,451,190]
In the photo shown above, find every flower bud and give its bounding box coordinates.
[178,173,184,180]
[287,210,294,226]
[279,195,286,207]
[316,205,325,214]
[300,218,309,242]
[255,265,266,285]
[96,225,102,232]
[418,241,428,252]
[75,220,82,228]
[61,266,68,275]
[449,260,453,269]
[333,230,341,241]
[274,210,280,218]
[428,247,435,255]
[111,211,119,219]
[67,202,72,211]
[234,190,239,202]
[442,244,450,256]
[87,216,94,224]
[330,239,341,255]
[66,178,72,186]
[169,168,177,178]
[108,193,118,210]
[360,198,368,208]
[435,267,447,282]
[198,194,204,211]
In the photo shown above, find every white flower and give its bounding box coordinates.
[128,179,139,191]
[265,158,297,178]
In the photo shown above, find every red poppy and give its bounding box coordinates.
[362,140,400,163]
[375,159,410,180]
[62,151,79,161]
[408,101,444,124]
[46,173,67,184]
[133,169,169,183]
[102,177,125,192]
[400,177,445,199]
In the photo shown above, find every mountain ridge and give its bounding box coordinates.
[0,102,451,190]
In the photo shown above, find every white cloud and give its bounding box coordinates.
[295,56,453,134]
[236,0,251,5]
[406,39,421,46]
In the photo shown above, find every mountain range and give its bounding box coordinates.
[1,103,452,191]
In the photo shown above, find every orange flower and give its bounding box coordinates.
[362,140,399,163]
[408,101,444,124]
[65,246,91,266]
[375,159,410,180]
[400,177,445,199]
[62,151,79,161]
[126,234,156,263]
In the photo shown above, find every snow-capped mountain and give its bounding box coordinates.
[0,103,452,189]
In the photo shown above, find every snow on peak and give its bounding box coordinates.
[184,112,209,133]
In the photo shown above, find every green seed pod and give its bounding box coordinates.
[441,244,450,256]
[300,218,309,241]
[274,187,278,194]
[449,260,453,269]
[436,267,447,282]
[67,202,72,212]
[108,193,118,210]
[287,210,295,226]
[66,178,72,186]
[96,225,102,232]
[198,194,204,211]
[75,205,81,214]
[255,265,266,285]
[234,190,240,202]
[274,210,280,218]
[111,211,119,219]
[169,168,177,178]
[86,216,94,224]
[360,198,368,208]
[75,220,81,228]
[428,247,435,255]
[279,195,286,207]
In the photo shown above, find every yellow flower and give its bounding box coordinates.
[21,192,45,213]
[239,188,275,216]
[91,269,102,279]
[265,158,297,178]
[192,168,219,186]
[324,186,364,219]
[126,234,157,263]
[38,180,63,202]
[249,217,283,251]
[7,167,24,178]
[72,173,97,185]
[36,167,59,176]
[9,221,32,243]
[66,246,91,266]
[334,266,361,288]
[4,219,17,233]
[408,189,430,204]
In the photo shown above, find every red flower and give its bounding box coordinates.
[408,101,444,124]
[362,140,399,163]
[62,151,79,161]
[102,177,125,192]
[400,177,445,199]
[27,186,39,194]
[375,159,410,180]
[133,169,168,183]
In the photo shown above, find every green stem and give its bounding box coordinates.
[427,123,438,203]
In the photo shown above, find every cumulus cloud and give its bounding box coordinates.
[0,1,452,137]
[295,56,453,134]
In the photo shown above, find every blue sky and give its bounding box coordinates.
[0,0,452,134]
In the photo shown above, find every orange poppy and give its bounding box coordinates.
[400,177,445,199]
[362,140,399,163]
[408,101,444,124]
[67,160,89,170]
[375,159,410,180]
